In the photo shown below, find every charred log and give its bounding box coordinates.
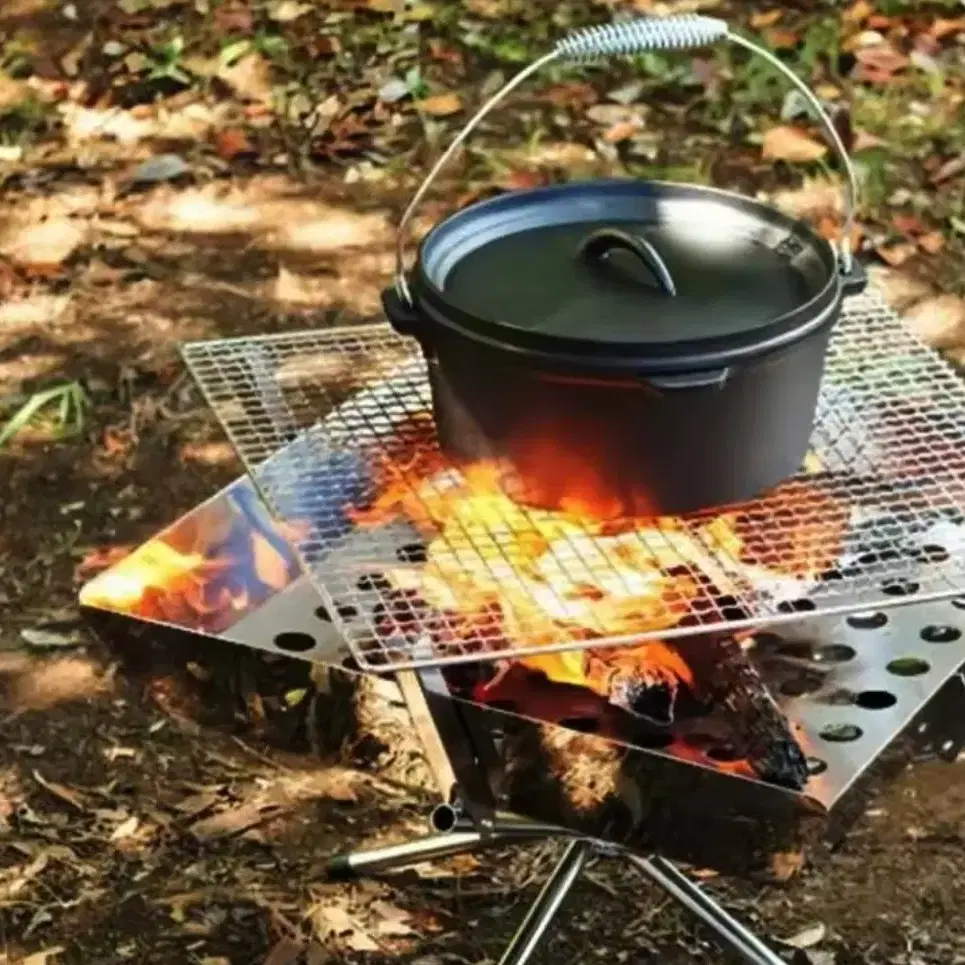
[681,635,810,791]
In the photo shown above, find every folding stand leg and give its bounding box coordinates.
[497,839,592,965]
[629,854,787,965]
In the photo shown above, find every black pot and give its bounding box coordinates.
[384,179,868,517]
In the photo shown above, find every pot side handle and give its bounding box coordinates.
[393,15,860,307]
[644,369,731,392]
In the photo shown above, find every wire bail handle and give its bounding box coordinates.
[394,14,859,306]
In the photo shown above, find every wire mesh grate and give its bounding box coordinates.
[183,288,965,672]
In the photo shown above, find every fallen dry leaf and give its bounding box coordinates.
[843,0,873,24]
[214,127,255,160]
[904,294,965,350]
[219,53,273,105]
[20,947,66,965]
[750,9,782,28]
[2,218,85,269]
[781,922,827,949]
[876,242,917,267]
[602,120,642,144]
[931,153,965,185]
[110,815,140,841]
[770,849,805,882]
[417,92,463,117]
[312,904,380,953]
[853,44,909,84]
[262,937,304,965]
[32,770,87,811]
[892,213,926,236]
[918,231,945,255]
[762,125,828,163]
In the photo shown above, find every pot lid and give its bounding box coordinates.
[415,179,842,372]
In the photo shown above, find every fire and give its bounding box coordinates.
[351,418,844,735]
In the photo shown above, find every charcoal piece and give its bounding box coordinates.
[685,636,809,791]
[608,677,675,727]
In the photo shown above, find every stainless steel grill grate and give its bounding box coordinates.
[183,288,965,672]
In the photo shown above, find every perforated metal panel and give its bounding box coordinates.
[183,289,965,672]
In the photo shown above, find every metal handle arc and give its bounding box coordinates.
[393,14,859,306]
[578,227,678,296]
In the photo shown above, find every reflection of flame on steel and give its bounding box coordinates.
[351,415,844,784]
[80,487,305,634]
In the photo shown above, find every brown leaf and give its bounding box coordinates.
[602,120,642,144]
[892,214,926,236]
[770,849,805,882]
[750,10,782,28]
[544,82,597,108]
[213,2,254,32]
[876,241,917,267]
[2,218,85,269]
[214,127,255,160]
[918,231,945,255]
[21,948,66,965]
[931,153,965,185]
[763,28,800,49]
[843,0,873,24]
[427,39,463,65]
[32,770,87,811]
[931,18,965,40]
[904,295,965,349]
[761,125,828,163]
[262,938,304,965]
[312,905,380,952]
[219,53,272,105]
[853,45,909,84]
[417,93,463,117]
[189,801,281,841]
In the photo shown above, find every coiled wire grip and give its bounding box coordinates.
[394,14,859,305]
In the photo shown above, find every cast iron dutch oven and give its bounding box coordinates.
[383,16,869,518]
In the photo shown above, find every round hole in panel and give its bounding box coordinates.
[887,656,930,677]
[396,542,428,564]
[920,624,962,644]
[274,631,317,653]
[882,578,920,597]
[357,572,391,592]
[854,690,898,710]
[336,604,359,619]
[777,598,818,614]
[315,606,333,622]
[819,722,863,743]
[858,549,904,566]
[806,757,828,776]
[814,644,857,663]
[846,611,888,630]
[913,544,950,564]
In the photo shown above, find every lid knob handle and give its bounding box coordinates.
[579,229,677,296]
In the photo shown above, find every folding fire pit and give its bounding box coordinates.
[79,282,965,965]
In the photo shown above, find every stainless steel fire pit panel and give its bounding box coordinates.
[183,288,965,673]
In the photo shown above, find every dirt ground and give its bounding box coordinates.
[4,1,965,963]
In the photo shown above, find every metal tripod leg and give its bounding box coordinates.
[323,820,562,881]
[629,854,786,965]
[497,839,592,965]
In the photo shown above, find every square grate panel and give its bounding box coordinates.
[182,288,965,672]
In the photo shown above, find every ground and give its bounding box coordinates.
[3,0,965,963]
